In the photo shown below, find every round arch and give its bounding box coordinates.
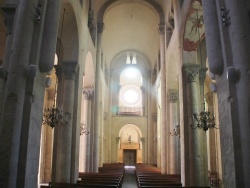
[59,3,79,61]
[118,124,143,150]
[110,50,151,76]
[182,0,205,64]
[97,0,165,25]
[83,51,95,87]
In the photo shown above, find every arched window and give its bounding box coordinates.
[118,67,144,116]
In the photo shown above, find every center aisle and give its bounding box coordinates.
[122,167,138,188]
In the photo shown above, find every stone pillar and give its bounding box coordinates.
[141,137,145,162]
[82,87,94,172]
[168,89,179,174]
[40,89,54,183]
[202,0,224,75]
[57,61,78,182]
[222,1,250,187]
[205,92,217,174]
[0,1,42,187]
[159,23,167,174]
[116,137,121,162]
[93,23,104,172]
[110,69,119,115]
[184,63,208,186]
[141,86,145,116]
[198,68,209,186]
[52,65,64,182]
[39,0,62,72]
[0,3,15,135]
[145,69,151,164]
[152,114,158,165]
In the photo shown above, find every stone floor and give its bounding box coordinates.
[122,166,138,188]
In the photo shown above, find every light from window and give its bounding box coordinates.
[124,67,138,78]
[123,89,139,104]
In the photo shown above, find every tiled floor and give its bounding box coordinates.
[122,167,138,188]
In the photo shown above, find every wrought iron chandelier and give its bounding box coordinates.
[192,110,218,132]
[43,105,64,128]
[43,81,65,128]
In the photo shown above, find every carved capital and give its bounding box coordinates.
[62,61,79,80]
[158,24,165,35]
[199,68,208,85]
[168,89,178,103]
[183,63,200,82]
[97,23,104,34]
[83,87,94,100]
[1,4,16,35]
[140,137,145,143]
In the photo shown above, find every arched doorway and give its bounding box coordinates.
[117,124,143,165]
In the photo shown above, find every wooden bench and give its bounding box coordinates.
[78,164,124,188]
[135,164,182,188]
[48,182,119,187]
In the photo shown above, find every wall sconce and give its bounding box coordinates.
[170,124,180,138]
[220,7,231,27]
[34,3,42,23]
[80,123,89,135]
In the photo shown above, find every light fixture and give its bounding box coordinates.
[43,81,66,128]
[170,124,180,137]
[191,9,218,132]
[80,123,89,135]
[192,111,218,132]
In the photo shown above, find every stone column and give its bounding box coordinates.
[0,4,16,137]
[93,23,104,172]
[83,87,94,172]
[184,63,207,186]
[110,69,119,115]
[145,69,151,164]
[222,1,250,187]
[159,23,167,174]
[0,1,42,187]
[141,86,145,116]
[57,61,78,182]
[205,92,217,174]
[39,0,62,72]
[141,137,145,162]
[40,89,54,183]
[152,114,158,165]
[202,0,224,75]
[52,65,64,182]
[116,137,121,162]
[168,89,179,174]
[198,68,209,186]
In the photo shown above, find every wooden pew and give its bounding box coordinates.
[135,164,182,188]
[48,182,119,187]
[78,163,125,188]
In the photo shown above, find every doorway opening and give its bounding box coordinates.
[123,149,136,166]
